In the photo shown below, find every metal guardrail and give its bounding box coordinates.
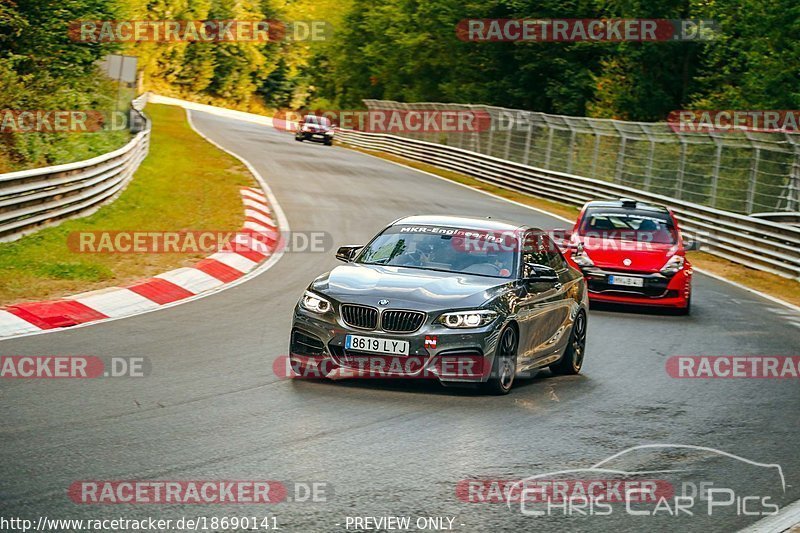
[363,100,800,217]
[751,212,800,226]
[336,129,800,280]
[0,96,150,242]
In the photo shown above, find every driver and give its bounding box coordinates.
[394,242,435,266]
[487,251,512,277]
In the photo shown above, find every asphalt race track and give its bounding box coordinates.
[1,110,798,532]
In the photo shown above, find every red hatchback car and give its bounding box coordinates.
[561,198,693,314]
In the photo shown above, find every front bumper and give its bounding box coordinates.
[289,306,503,383]
[296,131,333,143]
[581,266,692,308]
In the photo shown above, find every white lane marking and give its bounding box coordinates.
[241,189,268,203]
[155,268,224,294]
[769,307,800,328]
[243,197,272,212]
[0,310,43,336]
[208,251,258,272]
[349,149,800,315]
[74,288,161,317]
[693,268,800,315]
[245,208,275,226]
[739,497,800,532]
[0,107,290,342]
[768,307,798,317]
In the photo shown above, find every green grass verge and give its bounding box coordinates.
[0,103,254,306]
[342,143,800,309]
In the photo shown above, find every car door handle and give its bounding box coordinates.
[553,282,563,290]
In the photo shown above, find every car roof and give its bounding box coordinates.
[583,198,670,213]
[392,215,536,232]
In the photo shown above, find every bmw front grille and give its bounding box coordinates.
[340,304,425,333]
[381,310,425,333]
[341,304,379,329]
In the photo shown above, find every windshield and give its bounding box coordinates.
[303,115,331,127]
[578,208,678,244]
[356,225,518,278]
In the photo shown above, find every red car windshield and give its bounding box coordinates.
[578,208,678,244]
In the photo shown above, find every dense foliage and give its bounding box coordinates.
[126,0,281,107]
[302,0,800,119]
[0,0,127,170]
[1,0,798,169]
[129,0,800,117]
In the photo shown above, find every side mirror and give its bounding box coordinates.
[681,235,701,251]
[524,263,559,283]
[336,245,363,262]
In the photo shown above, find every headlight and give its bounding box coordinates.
[437,310,497,329]
[572,249,594,267]
[325,130,334,136]
[660,255,685,276]
[300,291,332,313]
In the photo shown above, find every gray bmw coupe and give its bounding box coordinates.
[289,215,588,394]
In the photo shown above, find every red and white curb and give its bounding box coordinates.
[0,187,278,338]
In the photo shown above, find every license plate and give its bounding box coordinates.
[608,275,644,287]
[312,134,324,139]
[345,335,409,355]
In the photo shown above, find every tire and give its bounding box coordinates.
[325,140,333,146]
[550,310,587,375]
[295,136,303,142]
[481,326,518,395]
[677,294,691,315]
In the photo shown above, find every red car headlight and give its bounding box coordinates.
[660,255,685,276]
[572,248,594,267]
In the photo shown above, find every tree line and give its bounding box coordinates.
[1,0,797,169]
[304,0,800,120]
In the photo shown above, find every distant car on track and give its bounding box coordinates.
[289,215,589,395]
[561,198,693,314]
[294,115,334,145]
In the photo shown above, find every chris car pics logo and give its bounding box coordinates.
[500,444,784,518]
